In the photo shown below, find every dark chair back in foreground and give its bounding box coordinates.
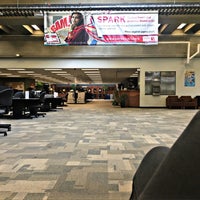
[130,110,200,200]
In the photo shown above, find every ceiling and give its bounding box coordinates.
[0,67,138,84]
[0,3,200,37]
[0,2,200,84]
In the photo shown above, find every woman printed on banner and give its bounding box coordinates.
[65,12,89,45]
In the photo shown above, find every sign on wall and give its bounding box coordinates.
[184,70,195,87]
[44,11,158,46]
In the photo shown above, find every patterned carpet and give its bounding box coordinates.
[0,100,197,200]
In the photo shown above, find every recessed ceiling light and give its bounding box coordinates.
[184,23,196,32]
[177,23,186,29]
[0,73,12,76]
[18,71,34,73]
[82,69,99,71]
[85,72,100,74]
[44,69,62,71]
[7,68,25,70]
[87,74,101,76]
[7,75,21,77]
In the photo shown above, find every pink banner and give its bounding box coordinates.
[44,11,158,46]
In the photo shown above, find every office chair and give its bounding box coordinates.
[130,110,200,200]
[0,88,13,136]
[31,91,46,118]
[13,91,25,99]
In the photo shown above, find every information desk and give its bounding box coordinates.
[12,98,40,119]
[119,90,140,107]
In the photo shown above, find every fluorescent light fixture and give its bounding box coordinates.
[18,71,34,73]
[23,25,34,34]
[56,74,69,77]
[0,73,12,76]
[44,68,62,71]
[85,72,100,74]
[87,74,101,76]
[159,24,168,33]
[177,23,186,29]
[184,23,196,32]
[7,75,21,77]
[7,68,25,70]
[31,24,40,30]
[82,69,99,71]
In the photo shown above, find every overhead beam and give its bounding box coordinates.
[0,3,200,15]
[0,16,43,25]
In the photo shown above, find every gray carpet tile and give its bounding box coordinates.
[0,100,197,200]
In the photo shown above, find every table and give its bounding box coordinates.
[12,98,40,119]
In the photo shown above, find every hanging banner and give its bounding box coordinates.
[44,11,158,46]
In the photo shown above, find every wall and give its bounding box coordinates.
[0,40,188,58]
[0,78,35,91]
[140,58,200,107]
[1,57,200,107]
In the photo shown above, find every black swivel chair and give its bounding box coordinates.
[30,91,46,118]
[0,88,13,136]
[130,110,200,200]
[13,91,25,99]
[36,91,46,117]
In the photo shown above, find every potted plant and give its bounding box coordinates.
[119,93,128,108]
[112,89,120,106]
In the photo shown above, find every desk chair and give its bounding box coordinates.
[13,91,25,99]
[0,88,13,136]
[130,110,200,200]
[30,91,46,118]
[0,124,11,136]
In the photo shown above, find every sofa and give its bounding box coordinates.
[180,95,198,109]
[166,95,197,109]
[166,95,182,109]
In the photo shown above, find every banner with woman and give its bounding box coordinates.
[44,11,158,46]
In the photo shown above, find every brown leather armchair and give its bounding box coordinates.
[166,95,182,109]
[180,96,198,109]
